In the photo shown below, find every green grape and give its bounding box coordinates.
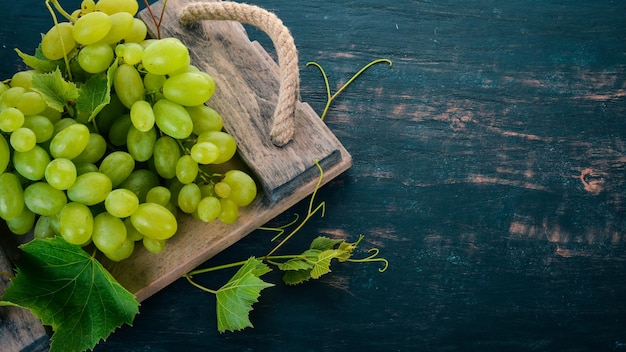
[75,162,98,175]
[196,131,237,164]
[41,22,76,60]
[34,215,56,239]
[73,11,112,45]
[0,172,25,220]
[53,117,77,135]
[198,182,215,198]
[130,202,177,240]
[142,237,166,254]
[100,11,134,44]
[152,99,194,139]
[10,71,34,89]
[142,38,190,75]
[153,136,181,179]
[0,107,25,132]
[49,123,91,159]
[130,100,154,132]
[123,18,147,43]
[177,183,201,214]
[72,133,107,164]
[146,186,171,206]
[6,207,36,235]
[22,115,54,143]
[190,141,220,164]
[67,171,112,206]
[24,182,67,216]
[121,42,143,66]
[218,198,239,224]
[127,125,156,162]
[92,212,127,253]
[104,238,135,262]
[213,181,231,199]
[143,72,166,92]
[13,145,50,181]
[222,170,258,206]
[196,196,221,222]
[124,218,143,241]
[41,106,63,124]
[77,42,115,73]
[15,91,47,116]
[105,188,139,218]
[175,154,198,184]
[95,0,139,16]
[0,134,9,173]
[0,86,26,107]
[58,202,93,245]
[107,114,132,146]
[99,151,135,187]
[10,127,37,152]
[119,169,160,203]
[45,158,77,190]
[81,0,96,12]
[113,63,145,109]
[186,105,223,135]
[162,72,216,106]
[95,93,126,134]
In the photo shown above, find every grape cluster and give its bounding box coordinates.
[0,0,258,261]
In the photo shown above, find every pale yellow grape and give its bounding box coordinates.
[67,171,112,206]
[142,38,190,75]
[152,99,194,139]
[0,86,26,108]
[99,151,135,187]
[142,237,166,254]
[130,202,177,240]
[145,186,171,206]
[213,182,231,199]
[127,125,156,162]
[95,0,139,16]
[153,136,180,179]
[104,239,135,262]
[72,133,108,164]
[175,154,198,184]
[100,11,134,44]
[41,22,76,60]
[186,105,223,135]
[58,202,93,245]
[73,11,112,45]
[190,141,220,164]
[49,123,90,159]
[45,158,77,191]
[81,0,96,12]
[92,212,127,253]
[22,115,54,143]
[105,188,139,218]
[13,145,50,181]
[123,18,147,43]
[196,196,220,223]
[121,42,143,65]
[196,131,237,164]
[218,198,239,224]
[77,42,114,73]
[0,107,25,132]
[130,100,154,132]
[6,207,35,235]
[10,71,33,89]
[177,183,201,214]
[15,91,47,116]
[24,182,67,216]
[9,127,36,152]
[0,134,9,173]
[124,218,143,241]
[162,72,216,106]
[114,64,145,109]
[222,169,258,207]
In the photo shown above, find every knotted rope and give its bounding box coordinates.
[179,1,299,147]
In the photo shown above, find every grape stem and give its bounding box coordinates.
[143,0,168,39]
[307,58,393,121]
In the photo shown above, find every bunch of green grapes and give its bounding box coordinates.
[0,0,258,261]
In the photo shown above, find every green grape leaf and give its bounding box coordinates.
[309,236,344,251]
[0,237,139,352]
[31,68,79,112]
[310,249,340,279]
[215,257,273,333]
[14,45,63,73]
[282,269,313,286]
[76,69,112,122]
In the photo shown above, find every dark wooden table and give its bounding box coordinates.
[2,0,626,351]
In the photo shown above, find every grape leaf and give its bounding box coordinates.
[310,236,344,251]
[31,68,79,112]
[76,60,115,122]
[15,44,64,73]
[215,257,273,333]
[0,237,139,352]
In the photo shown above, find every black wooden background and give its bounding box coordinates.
[1,0,626,351]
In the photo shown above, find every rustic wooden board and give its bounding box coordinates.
[102,0,352,302]
[0,237,49,352]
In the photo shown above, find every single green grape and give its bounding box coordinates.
[99,151,135,187]
[153,136,181,179]
[6,207,36,235]
[41,22,76,60]
[104,188,139,218]
[145,186,171,206]
[162,72,216,106]
[0,134,9,173]
[142,237,166,254]
[0,86,25,108]
[77,42,115,73]
[122,42,143,66]
[15,91,47,116]
[123,18,147,43]
[49,123,91,160]
[13,145,50,181]
[73,11,112,45]
[177,183,202,214]
[119,169,160,203]
[107,114,132,146]
[67,171,113,206]
[152,98,194,139]
[72,133,107,164]
[0,172,25,220]
[222,169,258,207]
[175,154,199,184]
[186,105,223,135]
[45,158,77,190]
[24,182,67,216]
[92,212,128,253]
[213,182,231,199]
[34,215,56,239]
[124,218,143,241]
[127,125,156,162]
[0,107,25,132]
[58,202,93,245]
[75,162,98,175]
[130,202,177,240]
[100,11,134,44]
[22,115,54,143]
[142,38,190,75]
[143,72,166,92]
[114,63,145,109]
[130,100,154,132]
[104,238,135,262]
[196,131,237,164]
[218,198,239,224]
[95,0,139,16]
[196,196,221,222]
[81,0,96,12]
[10,127,37,152]
[190,141,220,164]
[10,71,34,89]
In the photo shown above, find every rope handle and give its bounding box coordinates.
[179,1,299,147]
